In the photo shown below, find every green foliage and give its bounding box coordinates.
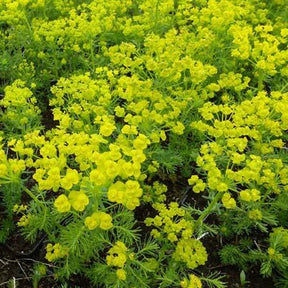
[0,218,15,243]
[110,208,141,245]
[149,148,183,174]
[0,183,22,242]
[201,272,227,288]
[219,245,249,270]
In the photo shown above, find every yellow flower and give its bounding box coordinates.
[173,239,207,269]
[188,175,199,185]
[181,279,189,288]
[17,214,30,226]
[133,134,150,150]
[239,189,251,202]
[45,243,68,262]
[84,212,113,230]
[108,181,125,203]
[248,209,262,221]
[106,241,128,268]
[89,169,107,186]
[108,180,143,210]
[116,269,126,280]
[60,169,79,190]
[222,193,236,209]
[240,189,261,202]
[98,212,113,230]
[231,152,245,164]
[167,233,178,242]
[130,149,146,163]
[99,122,116,137]
[171,121,185,135]
[54,194,71,213]
[68,191,89,212]
[115,106,125,117]
[192,180,206,193]
[217,182,228,192]
[268,247,275,256]
[84,215,99,230]
[122,124,138,135]
[104,160,119,179]
[188,274,202,288]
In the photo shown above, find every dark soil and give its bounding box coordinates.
[0,231,93,288]
[202,235,274,288]
[0,240,52,288]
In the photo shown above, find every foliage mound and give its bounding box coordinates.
[0,0,288,287]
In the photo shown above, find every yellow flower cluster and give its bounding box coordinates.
[84,212,113,230]
[0,142,26,185]
[116,269,127,281]
[68,190,89,212]
[240,189,261,202]
[13,204,30,227]
[46,243,69,262]
[188,175,206,193]
[17,214,30,227]
[13,204,28,214]
[180,274,202,288]
[142,181,167,202]
[106,242,127,267]
[54,194,71,213]
[248,209,262,221]
[267,247,283,262]
[221,193,236,209]
[0,80,41,132]
[33,167,80,192]
[190,91,288,210]
[54,189,90,213]
[0,0,44,24]
[106,241,130,280]
[173,238,208,269]
[145,202,194,242]
[31,0,134,53]
[108,180,143,210]
[270,227,288,248]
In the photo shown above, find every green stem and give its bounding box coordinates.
[280,81,288,92]
[194,191,224,229]
[129,266,149,287]
[258,72,264,91]
[22,186,44,208]
[90,39,95,71]
[23,12,33,36]
[154,0,160,31]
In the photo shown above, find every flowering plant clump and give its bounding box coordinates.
[0,0,288,287]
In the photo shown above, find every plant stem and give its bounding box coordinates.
[194,191,224,229]
[258,72,264,90]
[90,38,95,72]
[22,186,44,208]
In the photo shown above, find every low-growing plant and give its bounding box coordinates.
[0,0,288,287]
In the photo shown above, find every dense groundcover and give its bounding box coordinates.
[0,0,288,287]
